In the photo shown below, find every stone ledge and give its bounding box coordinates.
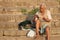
[4,30,28,36]
[3,29,60,36]
[0,35,60,40]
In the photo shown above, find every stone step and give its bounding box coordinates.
[0,0,38,7]
[0,35,60,40]
[0,22,18,30]
[0,21,60,30]
[0,29,59,36]
[0,36,34,40]
[0,14,27,22]
[45,1,59,8]
[3,30,28,36]
[0,14,59,22]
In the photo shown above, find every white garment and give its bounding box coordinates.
[35,10,52,27]
[35,10,52,20]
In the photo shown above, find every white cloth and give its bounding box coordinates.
[35,10,52,20]
[35,10,52,27]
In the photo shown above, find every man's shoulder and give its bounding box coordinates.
[46,10,51,13]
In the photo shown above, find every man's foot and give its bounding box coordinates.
[34,35,40,39]
[45,37,49,40]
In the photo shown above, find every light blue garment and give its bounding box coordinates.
[40,24,48,34]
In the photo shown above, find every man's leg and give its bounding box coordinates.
[35,20,40,38]
[45,26,50,40]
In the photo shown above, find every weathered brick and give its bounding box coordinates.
[4,30,28,36]
[46,1,59,7]
[0,37,5,40]
[17,30,28,36]
[51,20,60,27]
[0,23,6,30]
[50,28,60,35]
[5,22,18,30]
[53,8,59,14]
[15,15,27,22]
[0,22,19,30]
[0,30,3,36]
[16,36,34,40]
[54,21,60,27]
[52,14,60,20]
[0,14,27,22]
[4,30,17,36]
[4,36,16,40]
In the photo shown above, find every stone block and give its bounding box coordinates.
[0,30,3,36]
[0,14,26,22]
[4,30,28,36]
[4,30,17,36]
[4,22,18,30]
[15,15,27,22]
[0,37,5,40]
[4,36,16,40]
[0,23,6,30]
[50,27,60,35]
[46,1,59,7]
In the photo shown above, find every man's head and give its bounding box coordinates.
[39,3,47,13]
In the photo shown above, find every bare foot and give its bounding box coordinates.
[34,35,40,40]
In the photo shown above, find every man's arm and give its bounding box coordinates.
[43,10,52,22]
[43,17,51,22]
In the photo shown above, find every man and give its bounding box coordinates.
[34,3,52,40]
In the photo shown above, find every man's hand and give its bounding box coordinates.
[43,17,50,22]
